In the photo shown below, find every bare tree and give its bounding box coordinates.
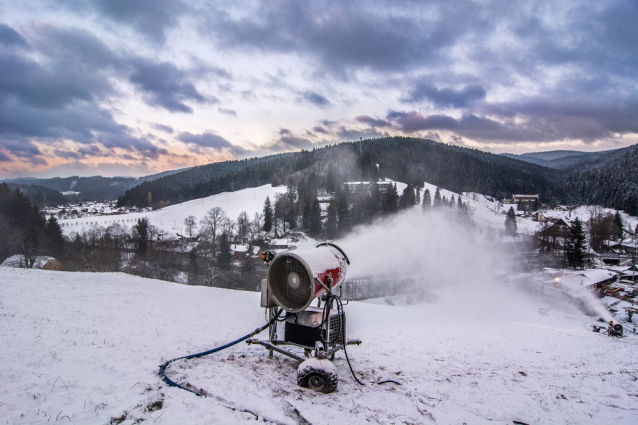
[236,211,250,243]
[250,212,263,244]
[184,215,197,238]
[199,207,227,254]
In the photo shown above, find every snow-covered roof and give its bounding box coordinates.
[1,255,54,269]
[551,269,617,294]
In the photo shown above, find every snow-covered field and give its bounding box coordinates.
[58,185,288,238]
[2,267,638,424]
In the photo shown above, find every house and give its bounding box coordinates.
[531,211,548,222]
[343,181,393,196]
[42,258,64,271]
[231,244,249,260]
[546,269,617,296]
[512,194,539,211]
[269,239,289,250]
[1,255,62,270]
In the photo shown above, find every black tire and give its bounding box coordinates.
[297,367,338,394]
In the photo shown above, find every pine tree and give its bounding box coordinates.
[384,184,399,213]
[505,207,517,236]
[262,196,273,232]
[44,216,65,256]
[422,189,431,210]
[433,187,442,207]
[326,199,338,239]
[133,218,149,258]
[217,232,232,270]
[565,218,587,269]
[399,185,416,209]
[337,189,351,235]
[308,198,322,236]
[613,211,624,240]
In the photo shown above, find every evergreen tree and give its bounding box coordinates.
[217,232,232,270]
[384,184,399,213]
[565,218,587,269]
[326,199,338,239]
[133,218,149,258]
[336,189,351,235]
[505,207,517,236]
[308,198,322,236]
[262,196,273,232]
[613,211,624,240]
[301,196,312,229]
[433,187,442,207]
[44,216,65,256]
[399,185,416,209]
[422,188,431,210]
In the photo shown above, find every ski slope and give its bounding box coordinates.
[59,184,288,238]
[2,267,637,424]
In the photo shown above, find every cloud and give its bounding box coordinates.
[151,123,174,133]
[402,83,486,108]
[202,2,470,75]
[301,91,331,107]
[218,107,237,117]
[0,23,28,48]
[128,59,212,113]
[91,0,188,44]
[355,115,390,128]
[337,126,385,141]
[178,131,246,154]
[313,126,328,134]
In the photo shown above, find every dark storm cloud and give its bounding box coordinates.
[0,23,28,48]
[301,91,330,108]
[178,131,247,154]
[151,123,174,134]
[355,115,390,128]
[402,83,486,108]
[91,0,187,44]
[128,59,212,113]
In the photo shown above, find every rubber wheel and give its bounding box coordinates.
[297,366,338,393]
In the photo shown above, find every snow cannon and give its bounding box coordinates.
[248,243,361,394]
[607,320,624,337]
[266,243,349,312]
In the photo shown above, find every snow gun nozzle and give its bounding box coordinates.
[607,320,624,338]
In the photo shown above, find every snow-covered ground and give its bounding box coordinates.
[58,185,288,238]
[2,266,638,424]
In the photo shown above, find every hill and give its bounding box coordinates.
[564,144,638,215]
[117,137,562,208]
[2,264,637,424]
[502,145,635,171]
[1,168,188,202]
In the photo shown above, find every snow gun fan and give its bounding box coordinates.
[247,243,361,394]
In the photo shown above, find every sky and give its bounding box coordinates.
[1,0,637,179]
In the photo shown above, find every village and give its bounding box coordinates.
[4,183,638,337]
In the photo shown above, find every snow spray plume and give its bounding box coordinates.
[339,208,545,320]
[574,288,614,322]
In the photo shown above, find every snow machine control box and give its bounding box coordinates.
[284,306,346,348]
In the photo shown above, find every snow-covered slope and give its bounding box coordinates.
[59,184,287,237]
[2,267,638,424]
